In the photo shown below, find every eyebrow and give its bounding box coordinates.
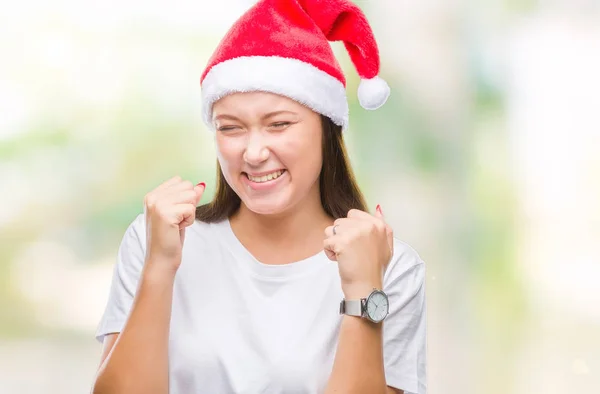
[214,110,298,122]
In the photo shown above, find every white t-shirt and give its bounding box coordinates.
[96,213,427,394]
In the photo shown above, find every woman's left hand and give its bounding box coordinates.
[324,205,394,299]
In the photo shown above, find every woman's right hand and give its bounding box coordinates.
[143,176,206,272]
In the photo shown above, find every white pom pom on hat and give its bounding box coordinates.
[358,76,391,110]
[200,0,391,132]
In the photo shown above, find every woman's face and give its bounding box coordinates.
[212,91,323,215]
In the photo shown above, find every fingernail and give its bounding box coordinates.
[376,204,382,214]
[196,182,206,188]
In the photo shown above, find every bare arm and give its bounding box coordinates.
[92,261,176,394]
[324,313,403,394]
[323,207,410,393]
[92,176,204,394]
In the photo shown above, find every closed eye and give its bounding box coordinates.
[270,122,291,129]
[217,125,240,131]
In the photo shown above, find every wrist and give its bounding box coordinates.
[143,256,179,284]
[342,279,383,300]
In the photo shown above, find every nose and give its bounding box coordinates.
[243,130,270,165]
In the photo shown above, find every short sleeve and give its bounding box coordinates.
[95,213,147,344]
[382,238,427,394]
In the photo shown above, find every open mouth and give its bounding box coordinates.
[243,169,287,184]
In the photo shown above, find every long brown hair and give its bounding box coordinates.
[195,114,368,223]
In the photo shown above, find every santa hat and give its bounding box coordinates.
[200,0,390,132]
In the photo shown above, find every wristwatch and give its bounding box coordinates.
[339,288,389,323]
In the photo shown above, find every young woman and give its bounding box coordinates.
[92,1,426,393]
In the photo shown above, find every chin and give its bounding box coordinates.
[244,200,286,215]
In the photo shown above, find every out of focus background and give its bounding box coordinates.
[1,0,599,393]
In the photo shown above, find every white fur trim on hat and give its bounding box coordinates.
[201,56,349,131]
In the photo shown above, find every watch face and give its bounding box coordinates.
[366,290,389,323]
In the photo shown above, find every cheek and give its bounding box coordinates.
[216,139,243,167]
[285,138,322,175]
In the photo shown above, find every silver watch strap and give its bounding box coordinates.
[339,299,363,316]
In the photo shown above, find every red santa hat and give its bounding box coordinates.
[200,0,390,132]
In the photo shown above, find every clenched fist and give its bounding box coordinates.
[143,176,205,271]
[323,206,394,299]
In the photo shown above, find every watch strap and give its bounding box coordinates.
[339,298,364,317]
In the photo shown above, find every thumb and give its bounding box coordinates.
[194,182,206,205]
[375,204,394,255]
[375,204,384,219]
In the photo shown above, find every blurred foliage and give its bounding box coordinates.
[2,1,599,393]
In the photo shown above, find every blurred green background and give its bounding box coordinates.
[1,0,599,393]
